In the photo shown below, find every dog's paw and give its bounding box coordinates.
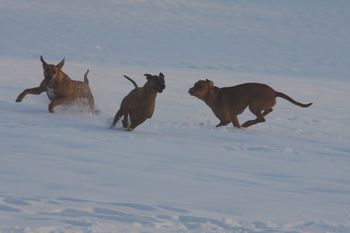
[15,96,23,102]
[48,103,55,113]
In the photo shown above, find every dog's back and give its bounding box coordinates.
[71,80,92,95]
[222,83,273,97]
[220,83,274,110]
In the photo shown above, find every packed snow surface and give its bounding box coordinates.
[1,1,350,232]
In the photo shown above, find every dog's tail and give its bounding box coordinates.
[123,75,138,88]
[275,91,312,108]
[84,69,89,84]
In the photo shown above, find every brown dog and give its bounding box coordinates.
[16,56,94,113]
[111,73,165,131]
[189,79,312,128]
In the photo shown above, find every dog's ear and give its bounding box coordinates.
[159,72,165,78]
[57,58,65,69]
[206,79,214,87]
[40,55,48,67]
[144,73,152,80]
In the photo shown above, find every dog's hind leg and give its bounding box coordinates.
[242,99,273,128]
[242,113,265,128]
[87,96,95,113]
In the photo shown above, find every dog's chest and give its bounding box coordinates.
[46,87,56,99]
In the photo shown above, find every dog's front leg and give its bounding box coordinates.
[231,116,241,128]
[216,121,230,127]
[111,109,123,128]
[48,97,73,113]
[48,101,57,113]
[122,112,129,128]
[16,86,45,102]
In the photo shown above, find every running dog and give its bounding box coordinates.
[189,79,312,128]
[16,56,94,113]
[111,73,165,130]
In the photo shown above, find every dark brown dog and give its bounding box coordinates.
[189,79,312,128]
[111,73,165,131]
[16,56,94,113]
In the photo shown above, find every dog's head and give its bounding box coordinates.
[189,79,214,100]
[40,56,65,81]
[145,73,166,93]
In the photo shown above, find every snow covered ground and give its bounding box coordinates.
[1,1,350,232]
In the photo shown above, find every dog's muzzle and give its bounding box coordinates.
[156,85,166,93]
[188,88,194,95]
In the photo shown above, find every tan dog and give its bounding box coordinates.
[189,79,312,128]
[16,56,94,113]
[111,73,165,131]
